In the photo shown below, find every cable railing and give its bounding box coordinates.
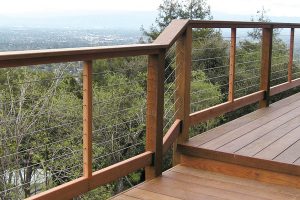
[0,20,300,200]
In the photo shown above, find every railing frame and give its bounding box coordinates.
[0,20,299,200]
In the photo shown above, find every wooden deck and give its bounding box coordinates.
[112,93,300,200]
[112,165,300,200]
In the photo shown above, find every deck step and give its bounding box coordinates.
[111,165,300,200]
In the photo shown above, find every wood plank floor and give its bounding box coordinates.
[184,93,300,166]
[111,165,300,200]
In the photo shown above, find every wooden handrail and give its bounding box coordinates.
[189,20,300,28]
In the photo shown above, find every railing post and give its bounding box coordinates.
[288,28,295,83]
[145,51,165,180]
[228,28,236,102]
[173,25,192,165]
[259,28,273,108]
[83,61,93,179]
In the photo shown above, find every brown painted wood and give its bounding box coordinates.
[259,28,273,108]
[274,140,300,164]
[181,155,300,189]
[112,195,140,200]
[164,170,295,200]
[172,165,300,197]
[90,151,152,189]
[0,44,164,67]
[173,25,192,165]
[163,119,181,155]
[27,152,152,200]
[26,177,89,200]
[228,28,236,102]
[125,188,181,200]
[218,105,300,153]
[199,96,300,150]
[178,144,300,176]
[145,52,165,180]
[189,20,300,28]
[154,19,189,48]
[187,92,300,147]
[190,91,264,126]
[82,61,93,178]
[237,115,300,157]
[254,125,300,160]
[138,177,237,200]
[270,77,300,96]
[288,28,295,82]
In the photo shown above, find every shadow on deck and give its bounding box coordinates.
[112,93,300,200]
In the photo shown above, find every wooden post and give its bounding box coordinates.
[288,28,295,83]
[228,28,236,102]
[83,61,93,179]
[259,28,273,108]
[145,51,165,180]
[173,25,192,165]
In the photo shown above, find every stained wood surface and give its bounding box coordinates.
[259,28,272,108]
[187,93,300,167]
[111,165,300,200]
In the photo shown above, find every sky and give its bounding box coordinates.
[1,0,300,28]
[1,0,300,17]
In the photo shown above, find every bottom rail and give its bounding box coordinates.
[27,151,153,200]
[189,90,264,125]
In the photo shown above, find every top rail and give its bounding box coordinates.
[2,20,300,68]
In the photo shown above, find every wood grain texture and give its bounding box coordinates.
[189,20,300,28]
[110,165,300,200]
[181,155,300,189]
[27,152,152,200]
[163,119,181,155]
[237,115,300,156]
[254,125,300,160]
[288,28,294,82]
[190,91,264,126]
[178,144,300,176]
[172,165,300,197]
[145,52,165,179]
[125,188,181,200]
[173,25,192,165]
[259,28,273,108]
[154,20,189,48]
[186,92,300,147]
[200,97,300,150]
[0,44,164,67]
[270,77,300,96]
[274,140,300,164]
[217,105,300,153]
[228,28,236,102]
[82,61,93,178]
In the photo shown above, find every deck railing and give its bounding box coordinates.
[1,20,300,199]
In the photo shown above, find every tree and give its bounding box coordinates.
[142,0,212,42]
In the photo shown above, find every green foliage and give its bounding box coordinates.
[142,0,212,42]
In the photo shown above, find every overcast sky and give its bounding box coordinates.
[1,0,300,17]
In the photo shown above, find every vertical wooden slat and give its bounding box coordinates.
[173,25,192,165]
[288,28,295,83]
[83,60,93,179]
[145,51,165,180]
[259,28,273,108]
[228,28,236,102]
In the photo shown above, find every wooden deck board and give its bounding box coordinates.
[187,93,300,168]
[111,165,300,200]
[217,106,300,153]
[187,92,300,147]
[200,98,300,150]
[236,115,300,156]
[274,140,300,164]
